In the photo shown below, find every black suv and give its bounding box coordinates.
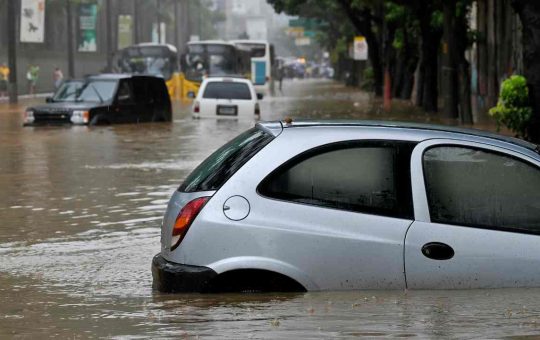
[24,74,172,126]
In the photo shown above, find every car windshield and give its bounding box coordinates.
[52,81,85,102]
[179,127,274,192]
[75,80,117,103]
[202,82,252,100]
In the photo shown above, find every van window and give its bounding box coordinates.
[203,82,252,100]
[179,127,274,192]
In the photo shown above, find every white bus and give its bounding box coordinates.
[230,40,275,94]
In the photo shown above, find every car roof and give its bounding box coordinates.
[257,120,540,155]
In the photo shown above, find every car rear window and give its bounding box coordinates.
[202,82,252,100]
[179,127,274,193]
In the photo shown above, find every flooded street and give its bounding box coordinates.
[1,79,538,339]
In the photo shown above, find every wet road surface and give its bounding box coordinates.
[1,79,538,338]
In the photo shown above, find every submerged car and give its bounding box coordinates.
[24,74,172,126]
[190,77,262,119]
[152,120,540,293]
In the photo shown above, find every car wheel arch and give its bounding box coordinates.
[207,256,319,291]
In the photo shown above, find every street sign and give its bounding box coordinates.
[353,36,368,61]
[286,27,304,38]
[295,37,311,46]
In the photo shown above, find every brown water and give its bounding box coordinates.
[1,79,537,339]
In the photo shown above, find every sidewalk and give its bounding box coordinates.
[0,92,53,103]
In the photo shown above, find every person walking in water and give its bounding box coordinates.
[26,64,40,96]
[53,67,64,89]
[0,63,9,100]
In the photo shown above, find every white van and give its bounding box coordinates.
[190,77,262,119]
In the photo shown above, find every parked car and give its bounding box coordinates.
[190,77,262,119]
[152,120,540,293]
[23,74,172,126]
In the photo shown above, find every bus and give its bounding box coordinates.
[181,40,251,98]
[230,40,275,94]
[118,43,181,100]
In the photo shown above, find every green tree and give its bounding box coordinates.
[268,0,385,96]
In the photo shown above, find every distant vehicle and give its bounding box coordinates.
[190,77,262,119]
[230,40,275,94]
[152,120,540,293]
[181,41,252,98]
[118,43,181,100]
[24,74,172,126]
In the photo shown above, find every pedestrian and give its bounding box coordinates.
[277,64,284,92]
[26,64,40,96]
[0,63,9,100]
[53,67,64,89]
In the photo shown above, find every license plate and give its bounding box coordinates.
[217,105,238,116]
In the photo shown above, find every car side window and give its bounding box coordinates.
[258,141,415,219]
[423,146,540,233]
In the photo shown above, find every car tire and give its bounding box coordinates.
[89,115,110,126]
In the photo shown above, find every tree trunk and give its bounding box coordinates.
[335,0,384,96]
[442,1,459,118]
[512,0,540,143]
[365,29,384,96]
[420,27,441,113]
[459,60,474,124]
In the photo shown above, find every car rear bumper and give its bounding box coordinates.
[151,254,217,293]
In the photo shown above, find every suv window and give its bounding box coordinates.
[203,82,252,100]
[258,141,415,219]
[179,127,274,192]
[423,146,540,232]
[116,80,133,103]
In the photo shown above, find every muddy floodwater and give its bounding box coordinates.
[1,79,539,338]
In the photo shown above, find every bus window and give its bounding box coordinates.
[118,45,176,81]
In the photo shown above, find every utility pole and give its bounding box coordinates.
[7,0,18,103]
[106,0,113,72]
[134,0,140,44]
[174,0,179,48]
[157,0,162,43]
[67,0,75,78]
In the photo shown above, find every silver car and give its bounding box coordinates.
[152,120,540,292]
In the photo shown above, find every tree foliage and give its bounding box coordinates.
[489,75,533,138]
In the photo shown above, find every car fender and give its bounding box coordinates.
[207,256,319,291]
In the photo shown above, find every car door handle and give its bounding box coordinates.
[421,242,455,260]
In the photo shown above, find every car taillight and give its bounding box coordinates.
[255,103,260,115]
[170,197,209,251]
[193,101,200,113]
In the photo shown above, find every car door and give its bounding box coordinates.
[250,141,416,290]
[131,78,152,122]
[405,139,540,289]
[114,79,138,123]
